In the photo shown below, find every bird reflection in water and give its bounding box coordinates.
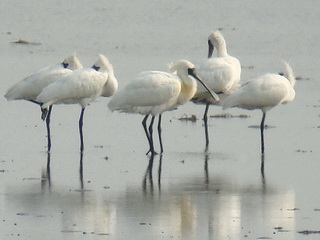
[203,140,266,189]
[142,154,163,196]
[41,150,85,191]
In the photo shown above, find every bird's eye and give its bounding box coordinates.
[92,65,100,71]
[62,62,69,68]
[187,68,195,75]
[278,72,284,76]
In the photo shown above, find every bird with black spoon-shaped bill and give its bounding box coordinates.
[108,60,219,155]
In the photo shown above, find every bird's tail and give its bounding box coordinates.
[283,61,295,87]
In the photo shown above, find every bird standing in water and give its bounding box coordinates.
[5,54,83,151]
[192,31,241,147]
[108,60,219,155]
[221,62,296,154]
[37,55,118,152]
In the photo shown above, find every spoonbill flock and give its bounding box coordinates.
[5,30,296,155]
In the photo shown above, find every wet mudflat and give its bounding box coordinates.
[1,0,320,239]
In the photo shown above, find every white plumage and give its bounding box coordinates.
[109,59,219,155]
[37,55,117,109]
[193,31,241,104]
[37,54,118,152]
[191,31,241,147]
[221,62,296,153]
[5,54,83,102]
[109,71,180,115]
[4,54,83,151]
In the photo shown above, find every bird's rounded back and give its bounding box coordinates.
[5,55,82,101]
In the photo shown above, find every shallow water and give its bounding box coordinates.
[1,0,320,239]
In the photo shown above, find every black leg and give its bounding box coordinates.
[203,102,210,123]
[157,114,163,154]
[46,151,51,187]
[79,108,85,153]
[143,115,152,155]
[204,103,210,148]
[260,112,266,154]
[204,147,209,185]
[46,105,53,152]
[261,152,265,177]
[142,115,150,143]
[158,154,163,189]
[148,116,156,155]
[204,120,209,150]
[79,151,84,190]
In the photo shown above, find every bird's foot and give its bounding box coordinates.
[146,149,158,155]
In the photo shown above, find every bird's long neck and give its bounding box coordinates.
[216,41,228,57]
[178,78,197,105]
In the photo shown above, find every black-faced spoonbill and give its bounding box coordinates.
[108,60,219,155]
[4,54,83,151]
[36,55,118,152]
[221,62,296,154]
[192,31,241,147]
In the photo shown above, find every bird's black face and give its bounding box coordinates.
[187,67,195,76]
[92,65,100,71]
[62,62,69,68]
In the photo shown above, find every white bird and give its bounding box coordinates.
[36,54,118,152]
[5,54,83,151]
[221,62,296,154]
[108,60,219,155]
[192,31,241,146]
